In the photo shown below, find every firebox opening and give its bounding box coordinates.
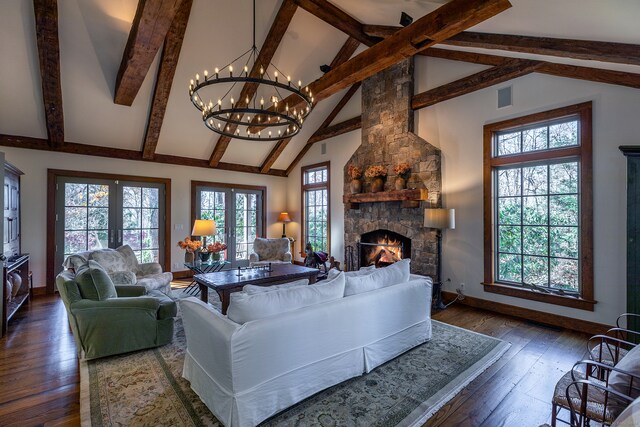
[359,229,411,268]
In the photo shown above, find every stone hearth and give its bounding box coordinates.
[344,58,441,277]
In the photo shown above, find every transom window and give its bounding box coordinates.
[483,102,594,311]
[302,162,330,254]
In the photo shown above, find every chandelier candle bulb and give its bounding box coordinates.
[214,67,219,78]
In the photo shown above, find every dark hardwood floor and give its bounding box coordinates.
[0,293,589,427]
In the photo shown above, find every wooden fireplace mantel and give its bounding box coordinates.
[343,188,428,209]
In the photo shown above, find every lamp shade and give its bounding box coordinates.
[277,212,292,223]
[192,219,216,236]
[424,208,455,230]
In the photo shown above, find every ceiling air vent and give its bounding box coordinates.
[497,86,512,109]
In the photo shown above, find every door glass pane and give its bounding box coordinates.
[122,186,160,263]
[200,190,226,246]
[63,183,109,260]
[234,192,258,261]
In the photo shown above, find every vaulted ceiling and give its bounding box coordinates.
[1,0,639,176]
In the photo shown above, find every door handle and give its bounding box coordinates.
[110,229,115,244]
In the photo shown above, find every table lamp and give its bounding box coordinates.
[424,208,455,310]
[278,212,292,238]
[192,219,216,248]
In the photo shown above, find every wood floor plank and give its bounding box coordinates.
[0,293,591,426]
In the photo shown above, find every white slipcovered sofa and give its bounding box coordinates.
[63,245,172,294]
[180,260,432,427]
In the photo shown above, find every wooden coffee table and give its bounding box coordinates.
[194,264,319,314]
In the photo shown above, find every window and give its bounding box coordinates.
[302,162,330,254]
[192,182,265,268]
[483,102,594,311]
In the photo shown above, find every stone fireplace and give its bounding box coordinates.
[343,58,442,277]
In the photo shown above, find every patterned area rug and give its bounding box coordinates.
[80,292,510,427]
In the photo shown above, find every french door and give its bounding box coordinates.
[54,176,166,275]
[194,183,264,268]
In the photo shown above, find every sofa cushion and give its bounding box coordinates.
[88,249,129,274]
[344,259,411,297]
[116,245,139,272]
[243,278,309,295]
[75,261,118,301]
[108,270,137,285]
[227,272,345,324]
[610,344,640,399]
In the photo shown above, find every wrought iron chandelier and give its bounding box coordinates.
[188,0,314,141]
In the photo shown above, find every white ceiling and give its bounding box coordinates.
[0,0,639,171]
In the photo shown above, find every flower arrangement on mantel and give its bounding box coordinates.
[394,162,411,178]
[393,162,411,190]
[348,164,363,194]
[347,164,363,180]
[364,165,387,179]
[365,165,388,193]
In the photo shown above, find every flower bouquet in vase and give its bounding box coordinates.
[178,237,202,263]
[207,242,228,261]
[347,164,363,193]
[365,165,388,193]
[393,162,411,190]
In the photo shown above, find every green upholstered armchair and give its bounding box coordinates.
[56,269,176,360]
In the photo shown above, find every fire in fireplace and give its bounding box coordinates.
[359,229,411,268]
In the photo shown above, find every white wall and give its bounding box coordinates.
[0,147,288,290]
[287,56,639,326]
[286,133,361,262]
[416,57,637,326]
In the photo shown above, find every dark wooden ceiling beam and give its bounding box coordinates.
[114,0,183,106]
[291,0,379,46]
[412,58,543,110]
[33,0,64,146]
[443,32,640,66]
[142,0,192,159]
[259,37,360,174]
[426,48,640,89]
[250,0,511,131]
[260,138,293,173]
[364,25,640,67]
[208,0,298,167]
[0,134,287,177]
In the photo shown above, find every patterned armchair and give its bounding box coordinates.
[249,237,292,267]
[63,245,172,294]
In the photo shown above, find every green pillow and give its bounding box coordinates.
[75,260,118,300]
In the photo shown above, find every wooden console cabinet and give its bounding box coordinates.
[1,161,25,337]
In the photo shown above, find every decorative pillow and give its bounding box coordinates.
[75,260,118,301]
[243,278,309,295]
[328,265,375,280]
[344,259,411,297]
[63,254,89,271]
[253,238,289,261]
[108,270,137,285]
[227,272,345,324]
[88,249,128,274]
[116,245,139,272]
[610,344,640,399]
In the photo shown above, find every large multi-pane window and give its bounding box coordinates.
[483,102,593,310]
[302,162,330,254]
